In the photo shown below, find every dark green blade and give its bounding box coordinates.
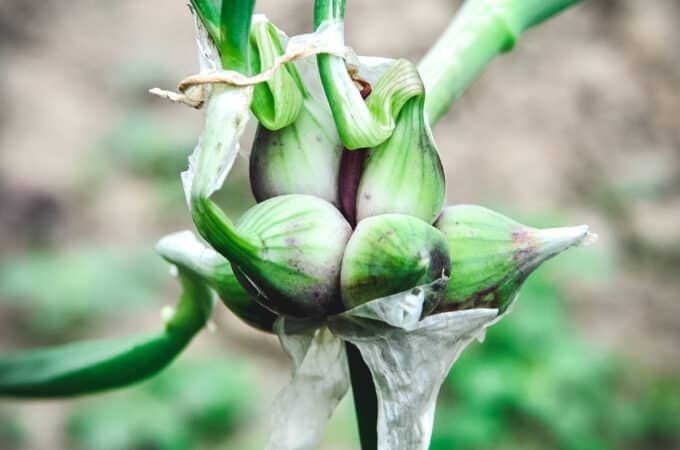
[190,0,255,71]
[0,332,188,397]
[190,0,222,45]
[0,270,212,398]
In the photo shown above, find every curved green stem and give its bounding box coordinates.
[157,232,278,332]
[419,0,581,125]
[250,20,306,130]
[0,269,212,398]
[314,0,425,150]
[190,195,261,281]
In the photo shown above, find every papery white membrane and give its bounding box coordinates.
[266,322,349,450]
[329,280,500,450]
[155,230,225,276]
[179,13,254,206]
[355,56,398,86]
[182,84,253,206]
[331,308,499,450]
[193,13,220,91]
[267,278,506,450]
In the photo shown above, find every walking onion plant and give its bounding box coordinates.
[0,0,588,449]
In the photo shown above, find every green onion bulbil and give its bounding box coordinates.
[249,17,343,205]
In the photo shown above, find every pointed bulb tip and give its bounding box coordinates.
[532,224,597,259]
[582,230,599,247]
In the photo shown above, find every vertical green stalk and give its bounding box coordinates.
[314,0,424,150]
[419,0,581,125]
[314,0,371,150]
[346,343,378,450]
[220,0,256,71]
[191,0,256,72]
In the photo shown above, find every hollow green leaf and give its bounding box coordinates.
[314,0,425,149]
[419,0,582,125]
[0,270,212,397]
[190,0,255,72]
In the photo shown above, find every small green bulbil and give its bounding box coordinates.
[435,205,590,312]
[340,214,451,310]
[231,194,352,318]
[248,16,342,206]
[356,96,445,224]
[250,97,342,206]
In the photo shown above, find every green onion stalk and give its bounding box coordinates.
[419,0,582,125]
[0,0,585,449]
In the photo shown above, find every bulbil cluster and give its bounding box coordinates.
[169,1,590,330]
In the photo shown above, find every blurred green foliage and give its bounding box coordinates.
[84,110,255,215]
[92,112,195,180]
[0,410,26,450]
[67,358,258,450]
[431,272,680,450]
[0,246,167,337]
[81,111,196,212]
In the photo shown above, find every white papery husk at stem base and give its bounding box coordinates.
[267,280,507,450]
[155,11,515,450]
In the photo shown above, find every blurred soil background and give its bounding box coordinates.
[0,1,679,449]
